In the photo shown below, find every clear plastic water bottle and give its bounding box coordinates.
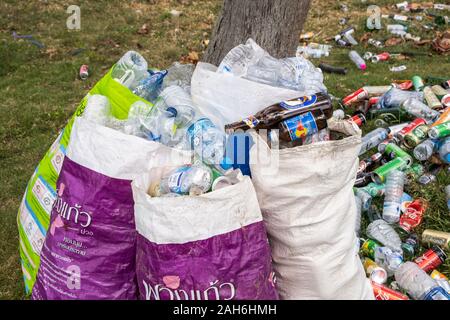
[217,38,266,77]
[359,128,391,155]
[161,62,195,92]
[374,246,403,276]
[378,88,424,109]
[401,98,440,124]
[133,69,167,102]
[382,170,405,223]
[395,262,450,300]
[366,219,402,252]
[158,85,197,128]
[82,94,111,126]
[348,50,366,70]
[187,118,229,169]
[111,51,148,90]
[149,164,213,197]
[413,139,439,161]
[438,137,450,164]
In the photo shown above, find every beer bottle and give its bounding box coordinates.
[225,92,332,132]
[278,110,328,142]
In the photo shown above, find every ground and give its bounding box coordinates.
[0,0,449,299]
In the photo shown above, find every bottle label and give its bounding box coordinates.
[279,95,317,110]
[422,286,450,300]
[242,116,260,129]
[283,112,318,141]
[168,167,191,194]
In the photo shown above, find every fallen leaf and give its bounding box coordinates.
[188,51,199,63]
[385,37,404,47]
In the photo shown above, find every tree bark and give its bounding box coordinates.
[203,0,312,66]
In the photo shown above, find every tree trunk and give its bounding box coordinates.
[203,0,312,66]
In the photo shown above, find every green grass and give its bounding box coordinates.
[0,0,448,299]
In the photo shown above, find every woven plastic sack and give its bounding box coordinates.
[132,169,279,300]
[17,67,152,293]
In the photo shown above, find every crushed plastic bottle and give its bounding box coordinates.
[217,38,266,77]
[111,51,148,90]
[374,246,403,276]
[413,139,440,161]
[438,137,450,163]
[378,88,424,109]
[161,62,195,92]
[366,219,402,253]
[148,163,213,197]
[395,262,450,300]
[359,128,391,156]
[402,98,441,124]
[133,69,167,102]
[382,170,405,224]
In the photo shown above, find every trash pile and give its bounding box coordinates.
[347,76,450,300]
[15,1,449,301]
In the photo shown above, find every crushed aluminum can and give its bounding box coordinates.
[79,64,89,80]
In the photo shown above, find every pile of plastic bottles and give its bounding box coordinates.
[347,75,450,300]
[82,48,332,198]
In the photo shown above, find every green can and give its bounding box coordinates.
[428,121,450,139]
[384,142,413,165]
[372,157,409,183]
[412,75,425,91]
[403,124,430,149]
[360,239,381,260]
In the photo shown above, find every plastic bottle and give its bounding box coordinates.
[413,139,439,161]
[149,164,213,197]
[217,38,266,77]
[111,51,148,90]
[395,262,450,300]
[438,137,450,163]
[359,128,390,156]
[446,185,450,211]
[374,246,403,276]
[133,69,167,102]
[378,88,423,109]
[401,98,440,124]
[349,51,366,70]
[187,118,229,169]
[366,219,402,253]
[82,94,111,126]
[161,62,195,92]
[382,170,405,223]
[158,85,197,128]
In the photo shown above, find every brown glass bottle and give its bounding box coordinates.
[225,92,332,133]
[278,110,328,142]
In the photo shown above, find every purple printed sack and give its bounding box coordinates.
[32,117,191,299]
[132,168,279,300]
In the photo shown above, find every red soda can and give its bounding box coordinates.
[348,113,366,127]
[414,245,447,273]
[368,96,380,108]
[399,198,428,233]
[371,52,390,63]
[343,88,368,107]
[79,64,89,80]
[395,118,426,142]
[371,281,409,300]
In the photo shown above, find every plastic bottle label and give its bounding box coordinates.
[168,167,191,194]
[283,112,318,141]
[423,286,450,300]
[279,95,317,110]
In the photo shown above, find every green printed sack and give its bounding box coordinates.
[17,67,151,294]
